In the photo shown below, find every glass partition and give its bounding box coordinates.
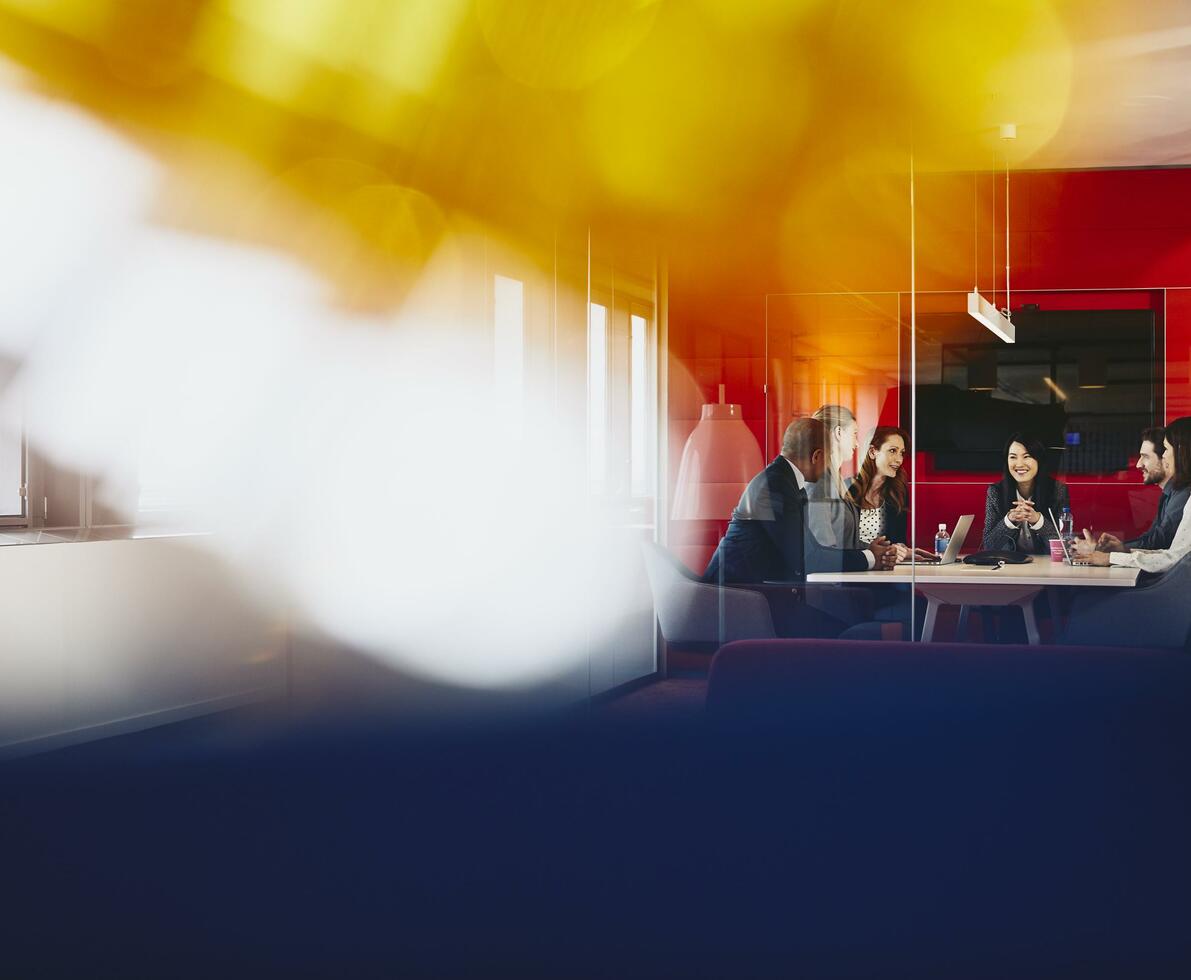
[759,290,916,640]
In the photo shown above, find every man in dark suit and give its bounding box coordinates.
[1094,426,1191,554]
[703,417,896,636]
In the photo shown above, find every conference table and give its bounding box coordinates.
[806,557,1141,644]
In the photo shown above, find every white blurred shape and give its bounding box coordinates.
[0,78,629,691]
[0,70,157,354]
[493,273,525,436]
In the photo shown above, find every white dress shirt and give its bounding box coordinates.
[786,458,876,570]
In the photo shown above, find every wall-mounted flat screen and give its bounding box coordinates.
[904,308,1158,474]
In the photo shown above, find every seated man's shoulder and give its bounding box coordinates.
[805,474,834,500]
[736,476,780,521]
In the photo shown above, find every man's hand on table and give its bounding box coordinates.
[1076,530,1112,565]
[868,536,898,570]
[1095,532,1126,553]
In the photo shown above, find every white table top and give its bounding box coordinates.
[806,555,1140,588]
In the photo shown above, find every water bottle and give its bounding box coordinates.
[1059,506,1074,549]
[934,522,950,557]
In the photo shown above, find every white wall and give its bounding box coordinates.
[0,536,285,757]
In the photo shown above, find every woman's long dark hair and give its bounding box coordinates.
[997,432,1059,512]
[1165,417,1191,491]
[848,426,908,514]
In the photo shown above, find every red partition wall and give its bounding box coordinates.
[668,167,1191,566]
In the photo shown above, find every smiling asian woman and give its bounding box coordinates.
[981,433,1070,554]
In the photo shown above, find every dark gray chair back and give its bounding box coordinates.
[641,542,776,645]
[1061,551,1191,649]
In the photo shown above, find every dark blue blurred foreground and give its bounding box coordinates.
[4,641,1191,978]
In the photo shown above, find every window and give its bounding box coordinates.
[0,386,24,520]
[588,302,608,493]
[0,430,21,517]
[630,312,649,497]
[134,442,181,521]
[493,274,525,432]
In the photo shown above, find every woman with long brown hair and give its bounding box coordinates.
[848,426,936,561]
[841,427,932,633]
[848,425,909,546]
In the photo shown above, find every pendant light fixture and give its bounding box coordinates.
[967,124,1017,344]
[671,384,763,521]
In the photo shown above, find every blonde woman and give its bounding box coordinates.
[806,404,860,548]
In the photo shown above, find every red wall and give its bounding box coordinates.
[669,168,1191,569]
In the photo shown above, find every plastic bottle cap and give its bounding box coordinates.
[938,523,946,531]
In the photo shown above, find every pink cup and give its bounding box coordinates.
[1048,538,1066,563]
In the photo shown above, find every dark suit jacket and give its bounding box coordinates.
[703,457,870,584]
[1125,483,1190,551]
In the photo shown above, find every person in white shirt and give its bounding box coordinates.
[703,417,897,585]
[1089,426,1190,553]
[702,417,898,637]
[1075,417,1191,572]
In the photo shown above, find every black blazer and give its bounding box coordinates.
[981,478,1071,554]
[851,496,908,546]
[881,498,908,545]
[703,457,870,584]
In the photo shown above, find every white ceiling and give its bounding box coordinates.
[1023,1,1191,169]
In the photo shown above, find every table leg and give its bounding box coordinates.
[955,604,970,641]
[921,597,940,643]
[1018,599,1041,646]
[915,586,1042,645]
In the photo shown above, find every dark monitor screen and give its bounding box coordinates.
[904,308,1157,474]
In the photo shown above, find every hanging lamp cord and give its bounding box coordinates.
[1004,154,1011,320]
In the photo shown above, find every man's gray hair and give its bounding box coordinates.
[781,417,825,460]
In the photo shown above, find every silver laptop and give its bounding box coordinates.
[1048,507,1081,564]
[929,514,974,565]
